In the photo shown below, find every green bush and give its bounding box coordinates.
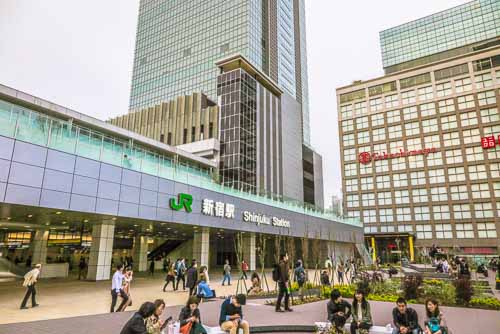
[419,282,456,306]
[470,297,500,310]
[402,274,423,300]
[453,278,474,305]
[367,294,399,302]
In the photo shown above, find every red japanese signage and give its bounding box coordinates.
[358,147,438,165]
[481,135,500,149]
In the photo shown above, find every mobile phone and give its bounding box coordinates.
[161,316,173,330]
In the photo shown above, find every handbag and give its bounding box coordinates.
[179,322,193,334]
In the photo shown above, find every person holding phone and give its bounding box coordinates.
[178,296,206,334]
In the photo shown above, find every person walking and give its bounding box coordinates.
[275,253,292,312]
[186,260,199,296]
[294,260,306,301]
[78,257,86,280]
[241,260,249,280]
[118,267,134,312]
[175,258,187,291]
[222,259,231,286]
[20,264,41,309]
[163,263,177,292]
[149,258,156,277]
[110,263,129,312]
[337,261,345,285]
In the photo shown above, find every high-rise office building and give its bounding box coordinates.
[129,0,311,144]
[337,0,500,261]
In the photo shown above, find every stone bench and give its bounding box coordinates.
[315,322,393,334]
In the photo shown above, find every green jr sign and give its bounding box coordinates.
[169,193,193,213]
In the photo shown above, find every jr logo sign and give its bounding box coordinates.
[169,193,193,213]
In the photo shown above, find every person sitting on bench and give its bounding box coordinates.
[392,297,420,334]
[219,294,249,334]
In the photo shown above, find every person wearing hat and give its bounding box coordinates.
[219,294,249,334]
[20,263,42,309]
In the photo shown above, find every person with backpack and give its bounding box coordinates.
[20,264,41,309]
[222,259,231,286]
[175,258,187,291]
[424,299,448,334]
[294,260,306,301]
[274,253,293,312]
[219,294,249,334]
[321,270,330,286]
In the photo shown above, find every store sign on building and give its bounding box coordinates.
[242,211,291,228]
[358,147,438,165]
[481,135,500,149]
[202,199,235,219]
[169,193,193,212]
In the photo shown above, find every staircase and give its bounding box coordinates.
[147,239,184,260]
[0,257,25,282]
[355,243,373,265]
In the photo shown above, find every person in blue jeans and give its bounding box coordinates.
[197,274,214,299]
[222,259,231,286]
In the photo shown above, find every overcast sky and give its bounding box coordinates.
[0,0,467,206]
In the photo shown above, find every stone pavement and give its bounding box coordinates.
[0,298,499,334]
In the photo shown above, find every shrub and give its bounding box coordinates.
[402,274,423,300]
[367,294,399,302]
[469,297,500,310]
[453,278,474,305]
[420,282,456,306]
[356,277,371,295]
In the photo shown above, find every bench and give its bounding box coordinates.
[315,322,393,334]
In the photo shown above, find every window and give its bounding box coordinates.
[363,210,377,224]
[392,173,408,187]
[345,163,357,177]
[453,204,471,219]
[454,77,472,93]
[422,119,438,133]
[457,95,475,110]
[462,129,480,145]
[394,190,409,204]
[387,110,400,123]
[391,158,406,171]
[401,90,416,105]
[354,101,367,115]
[360,163,372,175]
[360,177,374,190]
[409,155,424,169]
[369,97,383,111]
[468,164,487,180]
[465,146,483,162]
[456,224,474,239]
[380,226,395,233]
[340,104,353,118]
[398,225,414,232]
[443,132,460,147]
[475,73,493,89]
[431,186,448,202]
[388,125,402,139]
[441,115,458,131]
[436,82,452,97]
[473,58,492,72]
[477,223,497,238]
[342,120,354,132]
[396,207,412,221]
[428,169,445,184]
[343,148,356,161]
[371,113,385,127]
[490,163,500,178]
[495,182,500,197]
[375,160,389,174]
[183,128,187,144]
[427,152,443,167]
[412,188,428,203]
[471,183,490,199]
[474,202,493,219]
[433,206,450,220]
[410,171,426,186]
[403,106,418,120]
[448,167,465,182]
[385,94,398,109]
[435,224,453,239]
[418,86,433,101]
[357,131,370,144]
[373,128,386,142]
[478,91,496,106]
[376,175,390,189]
[424,135,440,147]
[405,121,420,136]
[362,193,375,206]
[407,137,422,151]
[389,140,404,151]
[167,132,172,145]
[347,210,360,219]
[373,143,387,152]
[377,191,392,205]
[346,195,359,208]
[480,108,499,123]
[356,116,369,130]
[445,149,462,164]
[343,134,355,146]
[450,185,468,200]
[379,208,393,223]
[364,226,378,233]
[416,225,433,239]
[345,178,358,192]
[484,125,500,137]
[438,99,455,114]
[420,103,436,117]
[460,111,478,127]
[414,207,430,220]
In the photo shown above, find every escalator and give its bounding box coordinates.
[147,239,184,260]
[0,257,26,282]
[355,243,373,265]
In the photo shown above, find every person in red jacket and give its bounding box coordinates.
[241,260,249,280]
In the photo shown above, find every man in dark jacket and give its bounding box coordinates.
[327,289,351,330]
[219,294,249,334]
[392,297,419,334]
[186,260,198,296]
[120,301,155,334]
[275,253,293,312]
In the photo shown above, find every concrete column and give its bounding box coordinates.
[242,233,256,271]
[31,230,49,264]
[87,221,115,281]
[134,235,149,272]
[193,228,210,267]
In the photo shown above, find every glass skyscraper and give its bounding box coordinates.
[129,0,311,144]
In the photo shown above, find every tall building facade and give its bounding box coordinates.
[337,1,500,259]
[129,0,311,144]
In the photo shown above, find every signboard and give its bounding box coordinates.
[481,135,500,149]
[358,147,438,165]
[169,193,193,212]
[242,211,291,228]
[201,199,235,219]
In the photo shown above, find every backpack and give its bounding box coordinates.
[272,264,280,282]
[428,317,441,333]
[296,268,306,284]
